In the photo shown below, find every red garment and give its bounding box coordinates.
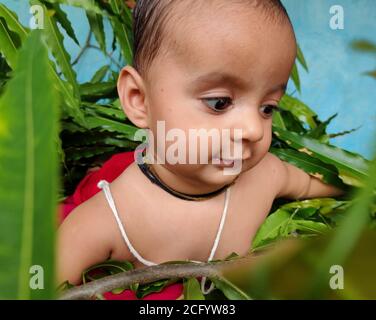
[59,151,184,300]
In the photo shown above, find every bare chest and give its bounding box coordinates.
[109,170,275,267]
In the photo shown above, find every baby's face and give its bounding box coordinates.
[142,5,296,188]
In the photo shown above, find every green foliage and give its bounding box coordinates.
[351,39,376,79]
[210,277,252,300]
[0,31,59,299]
[183,278,205,300]
[224,157,376,299]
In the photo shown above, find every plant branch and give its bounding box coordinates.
[87,45,123,69]
[58,257,253,300]
[71,31,92,67]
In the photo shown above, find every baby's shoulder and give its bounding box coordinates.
[238,152,285,196]
[60,190,123,256]
[242,152,284,178]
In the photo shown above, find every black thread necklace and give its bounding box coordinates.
[136,153,237,201]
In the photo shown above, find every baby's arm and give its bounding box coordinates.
[266,153,344,200]
[57,194,131,285]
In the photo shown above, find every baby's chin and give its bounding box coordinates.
[174,162,244,189]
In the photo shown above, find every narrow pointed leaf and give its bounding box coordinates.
[0,18,19,68]
[91,65,110,83]
[86,11,106,53]
[297,45,308,71]
[0,31,59,299]
[290,62,301,92]
[183,278,205,300]
[252,209,291,249]
[307,156,376,298]
[270,148,345,188]
[0,5,29,68]
[1,3,84,125]
[273,126,369,184]
[0,4,28,41]
[279,95,317,129]
[211,276,252,300]
[110,15,133,65]
[32,1,80,99]
[47,3,79,45]
[40,0,103,14]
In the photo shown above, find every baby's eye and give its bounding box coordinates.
[202,97,233,113]
[259,104,280,118]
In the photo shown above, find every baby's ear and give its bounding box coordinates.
[117,66,149,129]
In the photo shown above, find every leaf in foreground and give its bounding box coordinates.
[0,31,59,299]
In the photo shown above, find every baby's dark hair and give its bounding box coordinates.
[132,0,291,79]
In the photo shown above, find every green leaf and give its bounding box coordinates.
[279,95,317,129]
[270,148,345,188]
[328,127,361,139]
[40,0,103,14]
[0,31,59,299]
[61,130,136,149]
[281,198,347,216]
[110,15,133,65]
[54,76,86,125]
[273,126,369,185]
[297,44,308,72]
[287,220,330,235]
[307,156,376,298]
[82,260,138,294]
[32,1,86,125]
[91,65,110,83]
[275,110,307,134]
[1,3,84,125]
[57,280,75,292]
[84,115,140,141]
[32,1,80,100]
[364,70,376,79]
[136,279,178,299]
[0,5,29,68]
[183,278,205,300]
[211,277,252,300]
[307,114,338,140]
[252,209,291,249]
[290,62,301,92]
[272,110,287,129]
[65,146,116,161]
[86,11,106,53]
[0,4,28,41]
[83,103,126,121]
[82,260,133,283]
[350,40,376,54]
[0,17,19,68]
[80,81,117,102]
[47,3,79,46]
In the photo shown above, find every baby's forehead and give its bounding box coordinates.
[166,1,295,58]
[162,7,296,79]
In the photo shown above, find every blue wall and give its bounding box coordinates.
[283,0,376,159]
[2,0,375,159]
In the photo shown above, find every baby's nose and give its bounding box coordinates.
[234,109,264,143]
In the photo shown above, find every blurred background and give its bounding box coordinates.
[2,0,375,158]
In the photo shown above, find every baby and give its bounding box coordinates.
[57,0,343,295]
